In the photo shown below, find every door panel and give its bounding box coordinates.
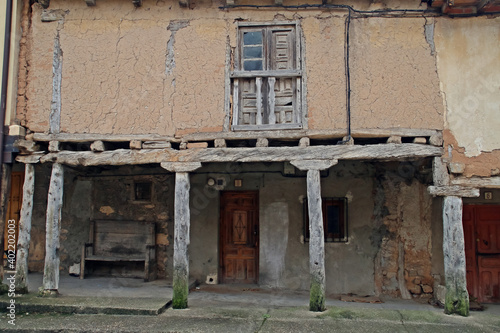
[463,205,478,298]
[220,191,259,284]
[463,204,500,303]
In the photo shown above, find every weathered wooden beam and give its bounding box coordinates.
[451,176,500,189]
[48,141,60,152]
[33,144,443,167]
[42,163,64,294]
[428,186,479,198]
[214,139,226,148]
[160,162,201,173]
[31,129,441,143]
[142,141,171,149]
[442,196,469,316]
[172,172,191,309]
[14,140,40,155]
[291,159,337,171]
[307,169,326,312]
[15,164,35,293]
[33,133,177,143]
[50,32,63,134]
[387,136,402,144]
[90,140,106,152]
[433,157,450,186]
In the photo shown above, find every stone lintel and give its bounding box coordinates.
[160,162,201,173]
[291,159,338,171]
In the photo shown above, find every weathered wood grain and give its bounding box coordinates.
[442,196,469,316]
[173,172,191,309]
[42,163,64,292]
[307,169,326,312]
[36,144,442,167]
[428,186,479,198]
[15,164,35,293]
[451,176,500,188]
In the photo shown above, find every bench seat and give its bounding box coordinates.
[80,220,157,281]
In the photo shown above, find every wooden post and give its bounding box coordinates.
[291,159,337,312]
[42,163,64,294]
[14,164,35,293]
[442,196,469,316]
[161,162,201,309]
[307,169,326,312]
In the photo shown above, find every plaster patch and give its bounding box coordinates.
[435,18,500,157]
[260,202,289,288]
[99,206,115,215]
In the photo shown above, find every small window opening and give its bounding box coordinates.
[134,182,152,201]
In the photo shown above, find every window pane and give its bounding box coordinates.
[243,60,263,71]
[243,46,263,59]
[326,205,340,235]
[243,31,263,45]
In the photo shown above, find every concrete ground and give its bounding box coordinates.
[1,273,499,332]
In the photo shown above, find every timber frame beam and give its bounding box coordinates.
[17,144,443,167]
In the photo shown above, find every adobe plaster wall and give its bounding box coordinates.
[435,17,500,177]
[18,0,444,136]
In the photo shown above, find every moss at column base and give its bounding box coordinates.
[172,277,188,309]
[309,281,326,312]
[444,288,469,317]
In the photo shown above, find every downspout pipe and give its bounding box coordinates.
[1,0,13,166]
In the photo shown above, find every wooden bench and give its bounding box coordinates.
[80,220,156,281]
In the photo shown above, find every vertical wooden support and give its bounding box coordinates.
[42,163,64,293]
[161,162,201,309]
[232,79,239,126]
[173,172,190,309]
[306,169,326,312]
[14,164,35,293]
[256,77,262,125]
[268,77,276,124]
[442,196,469,316]
[290,159,336,312]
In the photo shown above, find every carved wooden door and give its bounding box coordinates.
[220,191,259,284]
[463,204,500,303]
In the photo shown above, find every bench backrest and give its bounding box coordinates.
[90,220,155,259]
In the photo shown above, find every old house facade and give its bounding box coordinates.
[0,0,499,315]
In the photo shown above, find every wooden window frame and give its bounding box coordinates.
[304,197,348,243]
[231,21,304,131]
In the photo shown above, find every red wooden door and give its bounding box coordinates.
[463,205,500,303]
[220,191,259,284]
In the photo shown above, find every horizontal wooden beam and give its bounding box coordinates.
[428,185,479,198]
[16,144,442,167]
[30,129,442,144]
[451,177,500,189]
[183,128,442,142]
[32,133,177,143]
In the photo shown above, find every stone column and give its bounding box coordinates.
[442,196,469,316]
[291,159,337,312]
[42,163,64,294]
[161,162,201,309]
[15,164,36,293]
